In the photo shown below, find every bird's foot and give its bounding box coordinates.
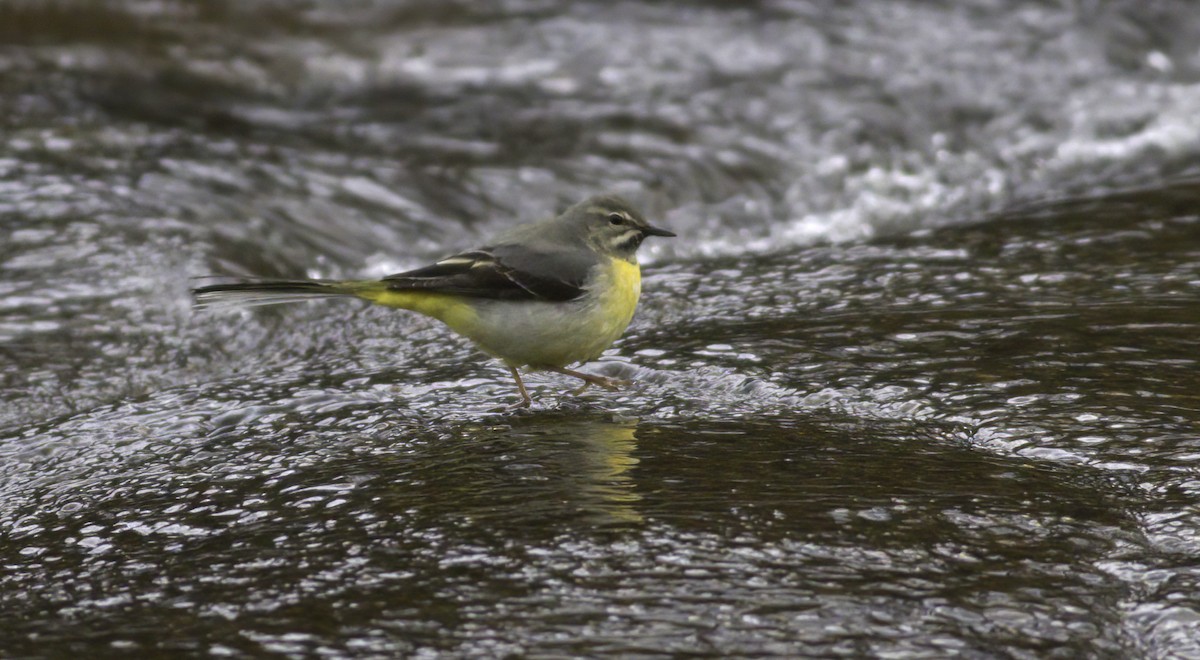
[555,369,630,396]
[572,376,629,395]
[504,366,533,411]
[504,397,532,411]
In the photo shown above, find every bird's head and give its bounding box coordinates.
[571,195,675,261]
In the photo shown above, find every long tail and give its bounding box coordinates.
[192,279,467,330]
[192,279,374,309]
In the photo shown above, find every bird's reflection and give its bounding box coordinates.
[566,418,643,525]
[505,415,644,525]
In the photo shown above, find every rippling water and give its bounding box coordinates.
[3,0,1200,656]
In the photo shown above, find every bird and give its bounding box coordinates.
[192,194,675,408]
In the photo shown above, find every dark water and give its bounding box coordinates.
[4,0,1200,656]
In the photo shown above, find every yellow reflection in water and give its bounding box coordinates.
[566,418,643,525]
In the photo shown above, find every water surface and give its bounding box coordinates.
[3,1,1200,656]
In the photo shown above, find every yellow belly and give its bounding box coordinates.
[355,257,642,369]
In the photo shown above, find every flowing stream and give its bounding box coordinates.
[3,1,1200,656]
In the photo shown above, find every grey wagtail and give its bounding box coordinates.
[192,194,675,408]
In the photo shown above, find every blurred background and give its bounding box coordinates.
[2,0,1200,656]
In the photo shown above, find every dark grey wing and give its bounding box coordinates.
[381,244,596,302]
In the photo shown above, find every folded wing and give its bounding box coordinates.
[382,244,596,302]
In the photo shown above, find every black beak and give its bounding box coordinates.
[641,224,676,238]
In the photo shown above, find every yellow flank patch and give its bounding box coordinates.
[356,288,480,335]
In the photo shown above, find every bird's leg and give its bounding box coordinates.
[506,365,532,410]
[549,367,630,395]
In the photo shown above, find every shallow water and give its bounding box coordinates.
[3,0,1200,657]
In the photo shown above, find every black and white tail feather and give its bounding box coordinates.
[191,280,352,309]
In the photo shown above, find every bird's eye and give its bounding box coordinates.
[608,213,625,225]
